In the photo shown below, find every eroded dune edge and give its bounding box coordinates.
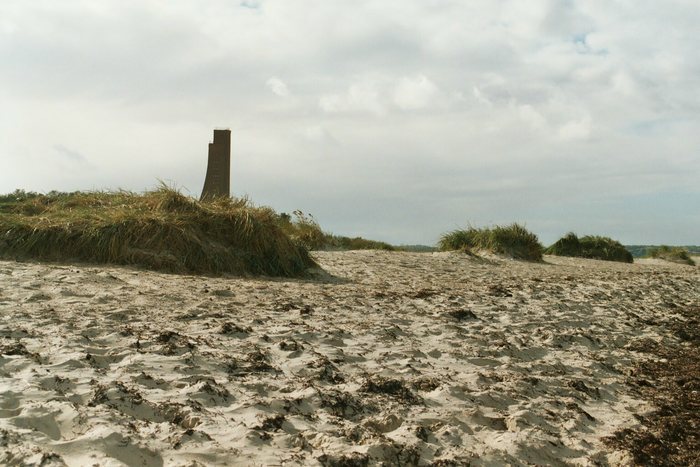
[0,251,697,466]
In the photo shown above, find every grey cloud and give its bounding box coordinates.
[53,145,91,165]
[1,0,698,245]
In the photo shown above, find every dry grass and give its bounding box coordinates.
[0,187,316,277]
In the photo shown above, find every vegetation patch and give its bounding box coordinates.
[0,187,316,277]
[278,211,395,251]
[646,245,696,266]
[438,223,543,261]
[545,233,633,263]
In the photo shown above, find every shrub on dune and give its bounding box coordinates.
[438,223,543,261]
[545,233,633,263]
[646,245,696,266]
[0,187,317,277]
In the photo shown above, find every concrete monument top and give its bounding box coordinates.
[200,129,231,200]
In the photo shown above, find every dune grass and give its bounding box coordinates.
[438,224,543,261]
[545,233,633,263]
[0,187,317,277]
[646,245,696,266]
[278,211,395,251]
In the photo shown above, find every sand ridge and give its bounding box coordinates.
[0,251,697,465]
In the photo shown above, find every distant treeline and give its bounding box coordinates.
[626,245,700,258]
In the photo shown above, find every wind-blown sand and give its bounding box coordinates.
[0,251,697,466]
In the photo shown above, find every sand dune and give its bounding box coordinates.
[0,251,697,466]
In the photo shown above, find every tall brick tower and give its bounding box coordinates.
[200,129,231,200]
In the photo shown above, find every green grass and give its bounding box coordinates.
[545,233,633,263]
[646,245,696,266]
[277,211,395,251]
[0,187,317,277]
[438,224,543,261]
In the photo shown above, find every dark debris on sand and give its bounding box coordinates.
[317,452,370,467]
[359,376,422,405]
[446,309,478,321]
[0,341,43,363]
[605,304,700,466]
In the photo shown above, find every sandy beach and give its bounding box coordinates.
[0,251,697,466]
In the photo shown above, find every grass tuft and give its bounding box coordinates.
[545,233,633,263]
[438,224,543,261]
[646,245,696,266]
[0,187,317,277]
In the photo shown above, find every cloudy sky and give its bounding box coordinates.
[2,1,698,245]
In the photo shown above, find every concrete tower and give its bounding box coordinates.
[200,129,231,200]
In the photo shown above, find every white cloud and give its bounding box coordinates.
[266,77,290,97]
[301,125,337,145]
[517,104,548,132]
[320,74,440,114]
[558,117,591,141]
[611,72,637,97]
[319,78,386,115]
[472,86,488,105]
[392,75,438,110]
